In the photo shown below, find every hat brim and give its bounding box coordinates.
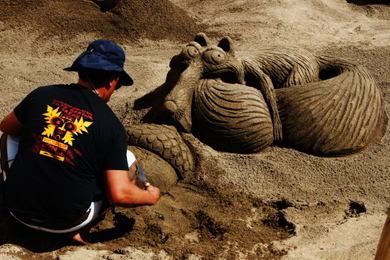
[120,71,134,86]
[64,67,133,86]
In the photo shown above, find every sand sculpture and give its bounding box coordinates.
[129,33,387,177]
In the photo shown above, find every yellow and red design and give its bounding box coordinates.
[33,104,93,164]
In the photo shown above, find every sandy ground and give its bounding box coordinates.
[0,0,390,259]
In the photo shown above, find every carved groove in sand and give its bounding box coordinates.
[130,33,387,175]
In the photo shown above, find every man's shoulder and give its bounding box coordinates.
[31,84,73,94]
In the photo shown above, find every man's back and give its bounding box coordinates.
[4,84,128,222]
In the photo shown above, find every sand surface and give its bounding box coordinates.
[0,0,389,259]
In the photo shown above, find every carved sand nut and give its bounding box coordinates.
[128,145,178,193]
[276,56,387,156]
[126,123,195,179]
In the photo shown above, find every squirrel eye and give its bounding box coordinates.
[202,49,226,65]
[182,45,200,59]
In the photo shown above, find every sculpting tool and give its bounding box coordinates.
[137,164,150,188]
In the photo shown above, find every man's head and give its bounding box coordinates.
[64,39,133,89]
[77,71,119,89]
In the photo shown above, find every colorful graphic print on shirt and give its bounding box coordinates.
[30,99,94,165]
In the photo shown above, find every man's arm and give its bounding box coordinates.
[0,111,23,135]
[104,169,160,208]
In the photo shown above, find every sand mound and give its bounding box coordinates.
[0,0,207,46]
[0,0,390,259]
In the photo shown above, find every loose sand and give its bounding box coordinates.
[0,0,389,259]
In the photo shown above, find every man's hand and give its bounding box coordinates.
[104,169,161,207]
[145,185,160,204]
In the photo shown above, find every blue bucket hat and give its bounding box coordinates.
[64,39,133,86]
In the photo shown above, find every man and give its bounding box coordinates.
[0,39,160,244]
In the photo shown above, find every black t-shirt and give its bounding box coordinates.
[4,84,128,222]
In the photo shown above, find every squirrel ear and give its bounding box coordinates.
[194,32,211,47]
[217,37,235,56]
